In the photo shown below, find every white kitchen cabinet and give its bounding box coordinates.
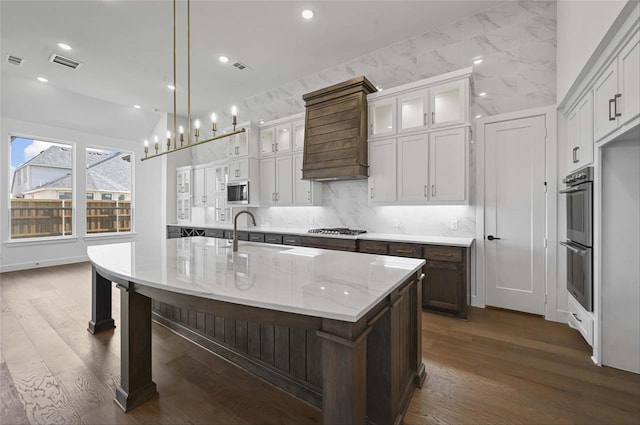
[177,197,191,223]
[193,168,218,207]
[214,195,231,223]
[292,153,321,205]
[260,128,276,156]
[214,164,228,192]
[428,127,467,202]
[176,167,191,196]
[275,125,292,155]
[397,134,429,202]
[368,138,397,204]
[567,93,594,172]
[226,121,259,159]
[369,98,396,139]
[619,31,640,126]
[593,61,619,142]
[260,155,293,205]
[593,30,640,142]
[398,91,429,134]
[228,159,249,182]
[430,80,467,129]
[293,121,305,151]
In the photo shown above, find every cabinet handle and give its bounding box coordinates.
[434,252,454,257]
[432,111,435,124]
[431,185,436,197]
[572,147,580,164]
[235,146,239,155]
[307,190,311,201]
[424,185,427,197]
[614,93,622,117]
[395,249,415,254]
[272,143,275,152]
[370,188,374,199]
[423,113,427,126]
[276,192,279,201]
[572,312,582,323]
[609,98,616,121]
[275,143,279,152]
[235,170,240,177]
[272,193,275,201]
[370,123,373,136]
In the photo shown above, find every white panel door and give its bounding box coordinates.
[275,125,292,154]
[397,134,429,202]
[292,153,311,204]
[368,138,397,203]
[430,80,467,129]
[293,121,305,151]
[398,91,428,134]
[260,128,275,156]
[275,155,293,204]
[260,158,276,206]
[204,168,217,205]
[429,128,466,202]
[619,31,640,125]
[485,115,546,315]
[369,99,396,139]
[593,61,619,142]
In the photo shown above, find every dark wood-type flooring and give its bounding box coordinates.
[1,263,638,425]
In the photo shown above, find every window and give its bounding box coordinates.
[86,148,133,234]
[9,137,74,239]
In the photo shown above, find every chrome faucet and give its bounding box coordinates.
[233,210,256,252]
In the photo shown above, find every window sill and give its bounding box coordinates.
[83,232,136,241]
[4,236,78,247]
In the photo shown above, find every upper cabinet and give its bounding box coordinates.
[368,69,470,141]
[176,166,191,196]
[227,121,260,159]
[259,128,275,157]
[293,121,305,151]
[260,113,305,157]
[562,18,639,146]
[367,68,472,205]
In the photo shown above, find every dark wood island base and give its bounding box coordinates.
[89,262,425,425]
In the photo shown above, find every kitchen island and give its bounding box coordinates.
[87,237,426,425]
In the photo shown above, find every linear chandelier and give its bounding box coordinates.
[141,0,242,162]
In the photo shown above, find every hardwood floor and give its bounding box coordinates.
[1,262,639,425]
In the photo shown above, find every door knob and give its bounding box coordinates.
[487,235,501,241]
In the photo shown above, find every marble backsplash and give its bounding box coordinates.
[190,0,556,238]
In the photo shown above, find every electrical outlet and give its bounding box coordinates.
[450,219,458,231]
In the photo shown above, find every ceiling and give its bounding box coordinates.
[1,1,502,139]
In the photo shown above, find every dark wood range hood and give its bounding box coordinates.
[301,76,377,181]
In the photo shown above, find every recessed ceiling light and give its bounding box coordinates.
[376,86,383,91]
[218,55,229,63]
[37,76,48,83]
[167,85,175,91]
[475,114,482,119]
[133,104,141,109]
[259,119,265,124]
[473,58,483,65]
[479,92,487,97]
[57,42,72,51]
[302,9,314,20]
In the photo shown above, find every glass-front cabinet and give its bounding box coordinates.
[260,128,276,156]
[369,99,396,138]
[293,121,305,151]
[398,91,429,134]
[431,80,466,129]
[275,124,292,154]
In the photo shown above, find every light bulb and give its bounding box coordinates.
[144,139,149,147]
[231,106,238,116]
[194,119,201,129]
[211,113,217,123]
[154,135,159,143]
[167,130,171,138]
[179,125,184,134]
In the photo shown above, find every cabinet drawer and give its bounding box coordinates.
[301,236,357,252]
[282,235,302,246]
[388,243,422,258]
[568,295,594,346]
[359,240,389,255]
[265,234,283,244]
[249,233,265,243]
[205,229,225,238]
[224,230,233,239]
[236,231,249,241]
[424,246,463,262]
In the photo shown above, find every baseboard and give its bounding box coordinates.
[0,255,88,273]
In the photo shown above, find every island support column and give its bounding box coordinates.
[114,282,158,412]
[317,319,370,425]
[87,266,115,334]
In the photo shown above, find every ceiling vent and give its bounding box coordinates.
[232,61,249,71]
[49,53,82,70]
[6,55,23,66]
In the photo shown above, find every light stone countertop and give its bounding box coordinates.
[167,224,474,246]
[88,237,425,322]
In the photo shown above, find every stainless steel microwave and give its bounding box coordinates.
[227,181,249,204]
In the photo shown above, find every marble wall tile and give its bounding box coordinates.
[190,1,557,238]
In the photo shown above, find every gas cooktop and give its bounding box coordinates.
[307,228,367,236]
